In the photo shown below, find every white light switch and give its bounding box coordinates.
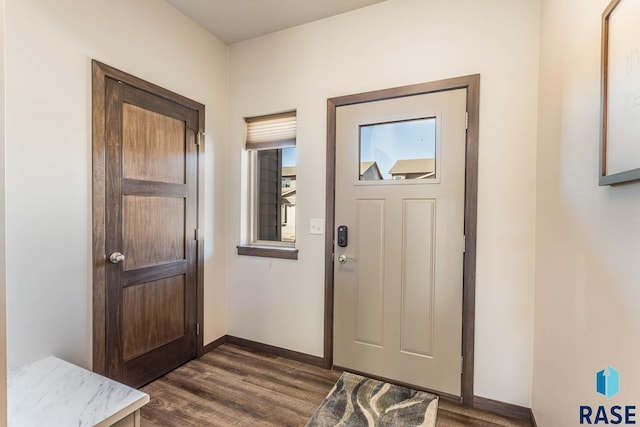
[309,218,324,235]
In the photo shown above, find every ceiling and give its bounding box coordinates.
[165,0,389,44]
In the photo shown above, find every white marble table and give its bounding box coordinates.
[8,356,150,427]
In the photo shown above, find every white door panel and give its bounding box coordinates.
[333,89,466,396]
[354,199,385,347]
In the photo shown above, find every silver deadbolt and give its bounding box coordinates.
[109,252,125,264]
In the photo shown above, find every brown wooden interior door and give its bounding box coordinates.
[104,78,199,387]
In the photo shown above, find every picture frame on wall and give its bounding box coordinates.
[600,0,640,185]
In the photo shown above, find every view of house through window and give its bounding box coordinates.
[245,110,297,247]
[257,146,296,243]
[359,117,436,181]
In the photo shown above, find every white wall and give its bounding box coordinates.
[228,0,540,406]
[5,0,229,369]
[533,0,640,424]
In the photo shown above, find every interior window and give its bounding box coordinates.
[256,147,296,243]
[244,111,297,246]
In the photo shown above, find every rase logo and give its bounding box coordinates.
[580,366,636,425]
[597,366,620,399]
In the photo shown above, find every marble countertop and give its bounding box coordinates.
[8,356,150,427]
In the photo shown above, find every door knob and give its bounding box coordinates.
[109,252,125,264]
[337,254,356,264]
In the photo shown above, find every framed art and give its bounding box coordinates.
[600,0,640,185]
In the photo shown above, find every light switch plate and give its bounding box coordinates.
[309,218,324,235]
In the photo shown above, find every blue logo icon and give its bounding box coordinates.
[596,366,620,399]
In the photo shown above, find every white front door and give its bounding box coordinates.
[333,88,467,396]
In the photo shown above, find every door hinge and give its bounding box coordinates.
[196,130,205,146]
[196,323,200,336]
[194,228,202,241]
[463,235,466,253]
[465,112,469,130]
[461,356,464,374]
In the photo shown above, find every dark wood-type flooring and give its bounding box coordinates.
[140,343,532,426]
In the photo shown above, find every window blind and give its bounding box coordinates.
[245,111,296,150]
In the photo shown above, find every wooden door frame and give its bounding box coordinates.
[324,74,480,405]
[91,60,206,376]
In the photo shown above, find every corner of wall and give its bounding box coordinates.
[202,29,231,346]
[0,0,7,422]
[533,0,640,424]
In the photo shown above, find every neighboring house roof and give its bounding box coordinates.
[282,189,296,206]
[360,161,375,175]
[282,166,296,177]
[360,161,383,179]
[388,158,435,175]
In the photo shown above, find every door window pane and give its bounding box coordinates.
[359,118,436,181]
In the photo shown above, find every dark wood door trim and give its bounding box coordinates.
[92,60,206,375]
[324,74,480,405]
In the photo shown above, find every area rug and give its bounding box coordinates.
[306,372,438,426]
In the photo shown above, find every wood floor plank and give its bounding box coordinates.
[437,400,531,427]
[223,344,341,380]
[142,380,245,426]
[199,349,336,400]
[140,343,533,427]
[168,364,318,416]
[160,375,307,426]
